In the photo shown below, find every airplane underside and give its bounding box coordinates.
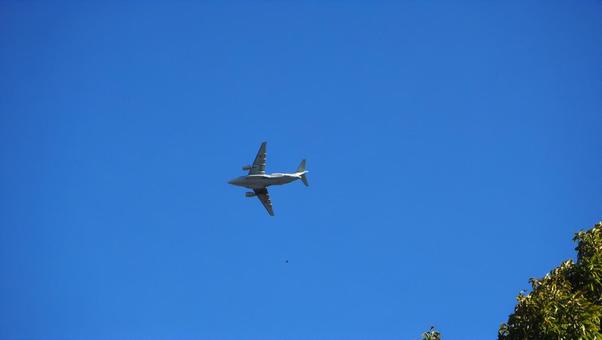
[240,175,298,189]
[228,142,308,216]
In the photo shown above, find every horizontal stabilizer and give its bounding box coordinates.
[296,159,306,172]
[301,173,309,187]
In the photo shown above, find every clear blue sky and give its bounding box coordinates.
[1,1,601,339]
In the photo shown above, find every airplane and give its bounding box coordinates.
[228,142,309,216]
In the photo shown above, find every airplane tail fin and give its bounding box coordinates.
[296,159,309,187]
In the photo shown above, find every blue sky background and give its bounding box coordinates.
[1,1,601,339]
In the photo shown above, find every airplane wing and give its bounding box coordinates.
[254,188,274,216]
[249,142,267,175]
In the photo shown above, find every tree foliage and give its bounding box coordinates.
[499,221,602,340]
[422,326,441,340]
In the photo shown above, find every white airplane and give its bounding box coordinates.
[228,142,309,216]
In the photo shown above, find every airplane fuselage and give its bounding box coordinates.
[228,172,305,189]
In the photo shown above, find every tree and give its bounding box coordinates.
[499,221,602,339]
[422,326,441,340]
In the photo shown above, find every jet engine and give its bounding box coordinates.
[242,165,252,171]
[245,192,256,197]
